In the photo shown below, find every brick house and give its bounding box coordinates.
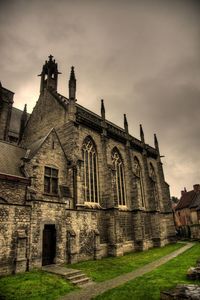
[0,55,175,275]
[175,184,200,239]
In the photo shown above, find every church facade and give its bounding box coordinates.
[0,56,175,275]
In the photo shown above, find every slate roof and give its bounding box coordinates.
[189,193,200,210]
[26,132,51,160]
[25,128,67,160]
[176,190,200,210]
[8,107,30,138]
[0,141,26,177]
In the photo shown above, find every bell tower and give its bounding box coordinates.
[38,55,61,93]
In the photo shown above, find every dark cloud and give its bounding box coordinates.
[0,0,200,196]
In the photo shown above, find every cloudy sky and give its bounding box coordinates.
[1,0,200,197]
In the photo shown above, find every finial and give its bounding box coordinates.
[140,124,145,143]
[101,99,105,120]
[154,133,159,151]
[124,114,129,133]
[69,66,76,100]
[19,104,28,143]
[21,104,28,120]
[70,66,76,81]
[48,54,53,61]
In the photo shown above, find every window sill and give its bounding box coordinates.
[43,193,59,197]
[117,205,129,211]
[84,202,102,209]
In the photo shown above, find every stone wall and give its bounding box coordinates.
[61,122,175,252]
[25,130,70,204]
[29,201,67,268]
[22,90,68,146]
[190,224,200,239]
[68,210,99,262]
[0,203,31,275]
[29,203,101,268]
[0,180,27,205]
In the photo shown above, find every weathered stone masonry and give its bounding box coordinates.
[0,56,176,275]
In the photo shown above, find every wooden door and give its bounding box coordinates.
[42,224,56,266]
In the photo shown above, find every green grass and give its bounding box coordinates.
[66,243,184,282]
[0,270,76,300]
[95,243,200,300]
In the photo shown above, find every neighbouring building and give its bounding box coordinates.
[0,55,175,275]
[175,184,200,239]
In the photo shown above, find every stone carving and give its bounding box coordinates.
[79,230,95,255]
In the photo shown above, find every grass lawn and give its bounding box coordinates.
[66,242,184,282]
[0,270,77,300]
[95,243,200,300]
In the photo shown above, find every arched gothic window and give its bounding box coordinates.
[149,163,159,207]
[134,157,145,207]
[82,137,99,203]
[112,149,126,206]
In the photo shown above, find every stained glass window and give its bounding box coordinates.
[112,149,126,206]
[82,137,99,203]
[134,157,145,207]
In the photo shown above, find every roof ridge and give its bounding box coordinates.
[48,88,68,108]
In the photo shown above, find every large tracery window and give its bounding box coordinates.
[134,157,145,207]
[149,163,159,207]
[112,149,126,206]
[82,137,99,203]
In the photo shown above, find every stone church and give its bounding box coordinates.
[0,55,175,275]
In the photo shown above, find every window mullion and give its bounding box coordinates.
[92,152,95,202]
[88,150,91,202]
[119,163,123,205]
[83,150,86,201]
[115,162,119,204]
[96,154,99,203]
[85,149,89,201]
[122,166,126,205]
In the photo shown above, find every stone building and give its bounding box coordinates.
[175,185,200,239]
[0,55,175,275]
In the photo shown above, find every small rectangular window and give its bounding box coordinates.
[44,167,58,195]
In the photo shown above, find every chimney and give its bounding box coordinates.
[181,187,187,196]
[193,184,200,192]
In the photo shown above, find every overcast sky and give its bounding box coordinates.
[1,0,200,197]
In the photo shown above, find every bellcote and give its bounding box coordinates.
[38,55,61,93]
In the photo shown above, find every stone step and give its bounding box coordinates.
[71,277,91,286]
[64,270,83,277]
[42,264,93,287]
[66,273,87,281]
